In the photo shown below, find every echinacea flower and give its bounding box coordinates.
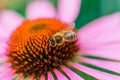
[0,0,120,80]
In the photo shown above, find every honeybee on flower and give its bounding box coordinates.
[49,30,77,47]
[0,0,120,80]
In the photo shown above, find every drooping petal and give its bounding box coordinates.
[70,62,120,80]
[78,12,120,60]
[61,65,84,80]
[0,42,8,55]
[0,71,15,80]
[48,72,54,80]
[54,69,68,80]
[0,10,24,41]
[58,0,81,24]
[40,75,45,80]
[26,0,56,20]
[0,63,11,72]
[0,69,15,79]
[80,57,120,73]
[0,54,8,62]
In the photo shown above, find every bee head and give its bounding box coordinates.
[54,35,63,43]
[49,37,56,47]
[49,34,64,47]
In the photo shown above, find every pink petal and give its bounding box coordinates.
[0,42,8,55]
[80,57,120,73]
[70,62,120,80]
[61,65,84,80]
[0,63,11,72]
[54,69,68,80]
[40,75,45,80]
[58,0,81,24]
[0,71,15,80]
[78,12,120,60]
[0,69,15,79]
[26,0,56,20]
[48,72,54,80]
[0,55,8,63]
[0,10,23,41]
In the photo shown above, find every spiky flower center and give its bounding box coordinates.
[7,18,78,79]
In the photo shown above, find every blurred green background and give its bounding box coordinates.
[0,0,120,29]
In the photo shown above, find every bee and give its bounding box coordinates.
[49,30,77,47]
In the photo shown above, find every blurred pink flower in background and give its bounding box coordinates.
[0,0,120,80]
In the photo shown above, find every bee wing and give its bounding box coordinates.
[64,31,77,42]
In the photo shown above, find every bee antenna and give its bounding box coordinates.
[71,23,75,28]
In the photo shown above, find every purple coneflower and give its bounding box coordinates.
[0,0,120,80]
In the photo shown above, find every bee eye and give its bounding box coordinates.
[55,36,62,43]
[49,38,56,46]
